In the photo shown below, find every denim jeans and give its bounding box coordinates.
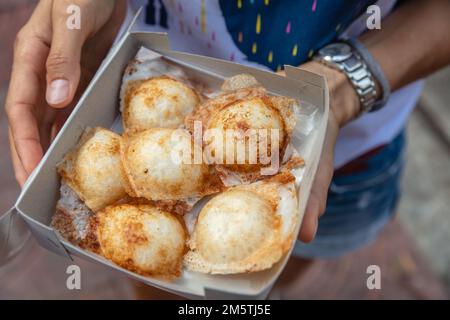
[293,130,405,258]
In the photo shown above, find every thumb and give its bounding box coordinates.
[298,116,339,243]
[45,2,87,108]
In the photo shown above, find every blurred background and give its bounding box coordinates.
[0,0,449,299]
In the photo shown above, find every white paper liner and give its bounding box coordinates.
[51,182,93,242]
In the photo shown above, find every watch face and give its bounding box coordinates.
[319,43,352,63]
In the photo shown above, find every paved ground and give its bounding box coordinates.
[398,68,450,287]
[0,1,449,300]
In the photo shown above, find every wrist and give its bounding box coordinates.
[301,61,360,126]
[312,41,386,118]
[330,67,361,126]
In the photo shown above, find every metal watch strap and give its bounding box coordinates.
[313,42,379,115]
[347,39,391,112]
[341,51,378,114]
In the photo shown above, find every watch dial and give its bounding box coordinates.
[319,43,352,63]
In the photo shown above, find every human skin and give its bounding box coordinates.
[5,0,126,185]
[5,0,450,243]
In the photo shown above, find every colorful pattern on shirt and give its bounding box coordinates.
[143,0,377,71]
[218,0,376,70]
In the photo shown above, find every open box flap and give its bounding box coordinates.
[0,207,17,266]
[285,65,327,88]
[285,66,330,232]
[19,211,72,260]
[0,207,30,266]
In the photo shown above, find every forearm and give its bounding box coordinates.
[361,0,450,91]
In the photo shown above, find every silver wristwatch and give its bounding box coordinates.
[313,42,378,114]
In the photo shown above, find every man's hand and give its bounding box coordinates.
[294,0,450,243]
[5,0,125,187]
[286,61,361,243]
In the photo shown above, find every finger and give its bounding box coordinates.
[5,0,54,183]
[45,0,90,108]
[39,104,57,151]
[6,99,44,178]
[8,129,28,188]
[298,159,334,243]
[299,117,339,243]
[6,34,50,179]
[299,194,320,243]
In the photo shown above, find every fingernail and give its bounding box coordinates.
[46,79,69,105]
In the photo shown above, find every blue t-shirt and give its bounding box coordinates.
[219,0,376,70]
[143,0,376,70]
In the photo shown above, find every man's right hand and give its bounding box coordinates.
[5,0,126,187]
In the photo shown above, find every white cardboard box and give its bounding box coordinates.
[0,26,329,299]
